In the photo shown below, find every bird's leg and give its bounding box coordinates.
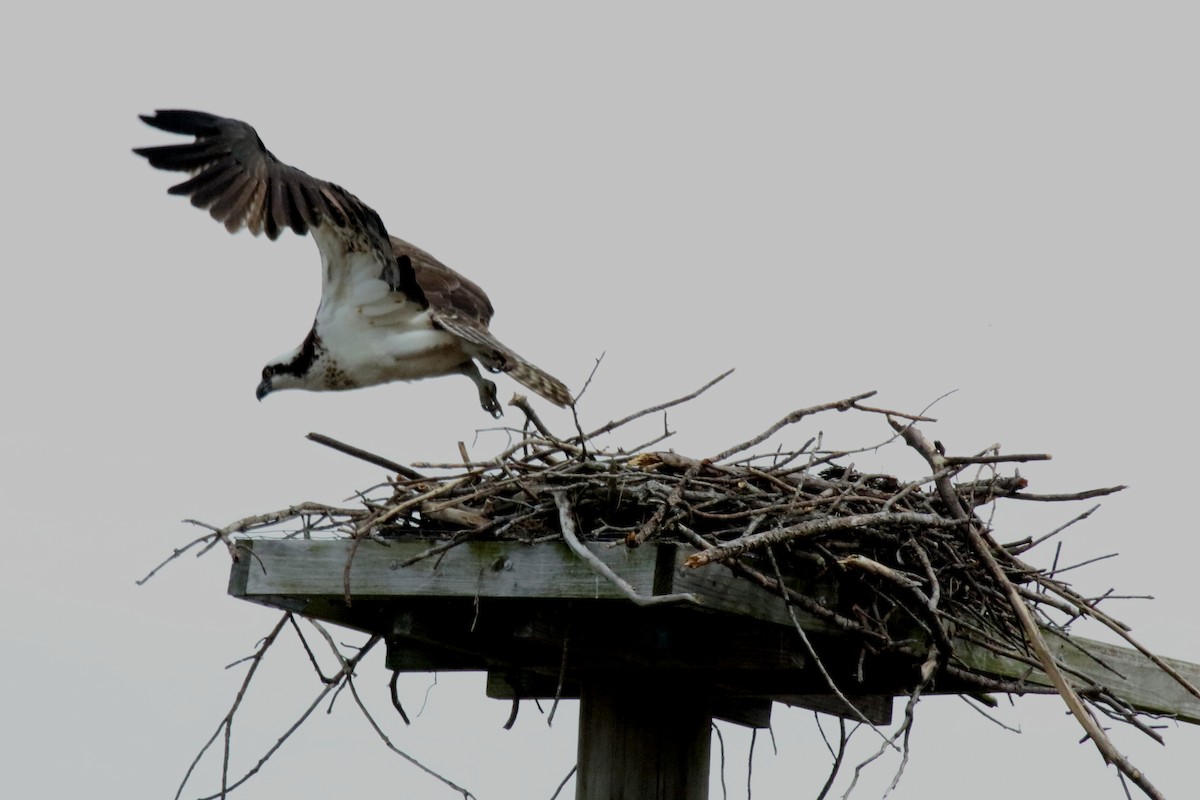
[459,362,502,418]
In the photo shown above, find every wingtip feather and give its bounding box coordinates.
[138,109,223,137]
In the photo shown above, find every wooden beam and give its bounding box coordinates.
[956,634,1200,725]
[228,538,1200,724]
[577,676,711,800]
[229,538,660,600]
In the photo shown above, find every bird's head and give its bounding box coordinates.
[256,346,311,401]
[257,328,324,401]
[256,361,293,401]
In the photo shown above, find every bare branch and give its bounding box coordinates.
[710,391,877,464]
[553,491,698,607]
[891,417,1165,799]
[307,432,425,480]
[578,368,735,443]
[685,512,962,568]
[1007,485,1128,502]
[346,673,477,799]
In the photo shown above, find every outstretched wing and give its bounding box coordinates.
[134,110,425,305]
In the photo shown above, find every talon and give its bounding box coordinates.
[460,361,504,418]
[480,379,502,418]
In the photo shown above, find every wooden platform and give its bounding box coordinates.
[228,538,1200,726]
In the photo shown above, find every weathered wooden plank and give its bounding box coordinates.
[230,539,660,600]
[669,558,840,635]
[577,677,712,800]
[956,633,1200,725]
[228,538,1200,725]
[382,599,823,677]
[672,551,1200,724]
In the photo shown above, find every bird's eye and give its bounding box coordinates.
[262,366,275,379]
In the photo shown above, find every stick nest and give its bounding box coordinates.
[291,384,1122,672]
[158,374,1196,799]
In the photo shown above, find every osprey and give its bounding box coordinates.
[134,109,571,417]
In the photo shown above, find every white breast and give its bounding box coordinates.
[318,293,469,386]
[309,227,474,387]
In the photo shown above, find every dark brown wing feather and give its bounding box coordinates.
[134,110,426,305]
[391,237,494,325]
[391,236,571,407]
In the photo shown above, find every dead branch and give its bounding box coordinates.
[890,417,1165,800]
[578,368,734,443]
[308,432,426,480]
[710,391,877,464]
[553,491,698,607]
[345,674,477,799]
[684,512,963,568]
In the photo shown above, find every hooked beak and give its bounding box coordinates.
[256,378,272,402]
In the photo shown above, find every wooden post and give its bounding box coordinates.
[576,676,711,800]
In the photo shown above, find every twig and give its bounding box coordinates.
[137,532,220,585]
[1045,552,1120,577]
[942,453,1051,466]
[307,432,425,480]
[851,402,935,422]
[764,546,893,738]
[838,555,923,588]
[502,697,520,731]
[710,391,877,464]
[891,417,1165,799]
[553,492,699,607]
[549,765,577,800]
[815,717,850,800]
[577,368,734,443]
[287,616,337,684]
[510,393,580,458]
[388,669,411,725]
[174,614,289,800]
[628,461,702,546]
[191,630,380,800]
[1027,505,1103,550]
[1006,486,1127,502]
[547,625,570,728]
[345,670,477,798]
[959,695,1022,733]
[677,524,886,645]
[1031,577,1200,704]
[684,511,963,568]
[573,352,605,405]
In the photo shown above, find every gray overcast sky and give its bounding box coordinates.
[3,2,1198,798]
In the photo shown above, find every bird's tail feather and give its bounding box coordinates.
[505,357,572,408]
[434,313,571,407]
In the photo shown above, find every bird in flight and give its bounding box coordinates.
[134,110,571,417]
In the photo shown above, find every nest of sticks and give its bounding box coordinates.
[155,372,1197,798]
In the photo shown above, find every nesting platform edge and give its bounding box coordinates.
[227,538,1200,725]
